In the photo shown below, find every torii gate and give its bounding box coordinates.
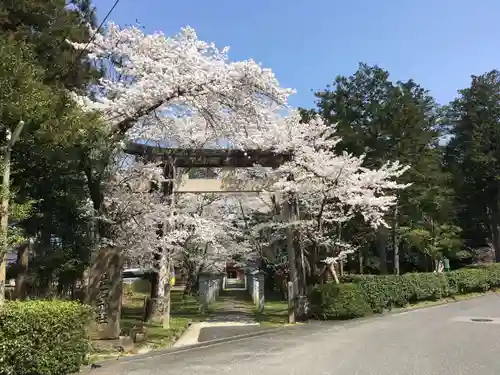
[88,142,292,339]
[125,142,290,168]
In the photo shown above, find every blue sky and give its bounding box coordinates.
[92,0,500,109]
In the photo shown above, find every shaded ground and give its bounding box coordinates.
[206,288,289,325]
[85,294,500,375]
[205,289,256,323]
[196,288,271,341]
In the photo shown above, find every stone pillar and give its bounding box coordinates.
[198,272,210,309]
[86,247,124,340]
[215,273,223,296]
[251,271,266,312]
[208,278,216,302]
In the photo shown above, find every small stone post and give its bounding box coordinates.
[198,272,211,311]
[198,272,223,311]
[252,270,266,312]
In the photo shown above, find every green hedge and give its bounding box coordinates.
[310,283,372,319]
[0,300,93,375]
[312,264,500,320]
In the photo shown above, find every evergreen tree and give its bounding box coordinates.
[306,63,455,273]
[0,0,101,299]
[446,70,500,261]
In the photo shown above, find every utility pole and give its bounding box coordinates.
[0,121,25,305]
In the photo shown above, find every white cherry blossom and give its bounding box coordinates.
[70,22,410,275]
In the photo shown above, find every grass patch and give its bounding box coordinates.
[121,289,207,346]
[254,292,289,326]
[170,290,206,319]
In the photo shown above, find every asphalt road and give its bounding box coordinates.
[87,294,500,375]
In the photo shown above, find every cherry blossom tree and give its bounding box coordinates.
[68,22,410,329]
[68,22,300,335]
[226,115,410,310]
[95,158,167,261]
[91,155,252,327]
[170,193,253,295]
[69,23,294,149]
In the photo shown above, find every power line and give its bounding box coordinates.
[53,0,121,82]
[73,0,121,65]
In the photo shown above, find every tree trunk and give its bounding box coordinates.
[147,250,162,321]
[434,259,444,273]
[282,195,299,322]
[376,229,388,274]
[0,121,24,305]
[151,259,168,321]
[183,276,194,296]
[295,236,307,296]
[158,159,175,327]
[489,197,500,263]
[359,248,364,274]
[329,264,340,284]
[14,242,29,300]
[0,259,6,305]
[0,137,12,305]
[79,268,90,303]
[70,279,77,300]
[393,205,400,275]
[162,282,171,329]
[183,264,197,296]
[184,261,203,296]
[83,158,126,339]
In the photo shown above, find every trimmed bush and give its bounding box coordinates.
[404,272,450,301]
[310,283,372,319]
[314,263,500,321]
[0,300,93,375]
[478,264,500,288]
[447,269,489,294]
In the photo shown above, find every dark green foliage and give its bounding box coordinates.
[313,265,500,320]
[354,273,449,312]
[0,0,98,90]
[445,70,500,256]
[446,268,491,294]
[310,283,372,320]
[468,264,500,287]
[305,63,458,274]
[0,0,103,293]
[0,300,93,375]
